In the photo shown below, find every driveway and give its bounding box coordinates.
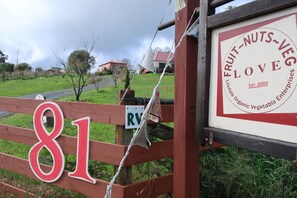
[22,77,114,100]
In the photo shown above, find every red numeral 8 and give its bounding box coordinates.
[29,102,65,183]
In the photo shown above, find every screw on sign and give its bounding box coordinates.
[29,101,96,184]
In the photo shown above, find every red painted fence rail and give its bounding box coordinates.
[0,97,174,125]
[0,97,174,197]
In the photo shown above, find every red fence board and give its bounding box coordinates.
[0,153,124,197]
[0,97,125,125]
[0,96,175,197]
[0,124,173,167]
[124,174,173,198]
[125,140,173,166]
[0,124,125,165]
[0,153,172,197]
[0,97,174,125]
[0,182,35,198]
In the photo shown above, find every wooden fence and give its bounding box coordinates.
[0,96,175,197]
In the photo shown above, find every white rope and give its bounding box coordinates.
[104,119,145,198]
[175,7,199,50]
[147,0,172,50]
[118,0,173,104]
[104,6,198,198]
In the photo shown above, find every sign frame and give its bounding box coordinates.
[197,0,297,160]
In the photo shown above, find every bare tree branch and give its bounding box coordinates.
[54,37,98,101]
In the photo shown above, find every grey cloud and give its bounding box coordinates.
[0,0,174,68]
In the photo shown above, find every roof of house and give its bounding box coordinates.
[98,60,127,67]
[154,51,174,62]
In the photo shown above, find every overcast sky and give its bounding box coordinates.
[0,0,253,70]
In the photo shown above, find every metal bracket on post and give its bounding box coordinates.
[293,150,297,168]
[204,131,213,148]
[209,131,213,147]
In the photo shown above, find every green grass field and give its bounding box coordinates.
[0,76,75,97]
[0,74,296,197]
[61,73,174,103]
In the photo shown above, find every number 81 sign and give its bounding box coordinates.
[29,101,96,184]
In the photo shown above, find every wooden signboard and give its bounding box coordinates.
[209,6,297,144]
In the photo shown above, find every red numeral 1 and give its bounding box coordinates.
[68,117,96,184]
[29,102,65,183]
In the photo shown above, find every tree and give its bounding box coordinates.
[67,50,95,101]
[124,68,130,89]
[0,51,8,64]
[0,63,14,81]
[35,67,44,76]
[153,47,162,54]
[15,62,31,78]
[57,49,95,101]
[55,37,98,101]
[47,68,56,76]
[68,50,95,75]
[35,67,43,73]
[121,58,133,70]
[91,74,100,93]
[111,65,121,87]
[153,47,171,53]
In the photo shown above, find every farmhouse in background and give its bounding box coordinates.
[97,60,127,73]
[154,51,174,73]
[138,51,174,74]
[50,67,62,75]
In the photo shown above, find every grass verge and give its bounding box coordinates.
[0,76,72,97]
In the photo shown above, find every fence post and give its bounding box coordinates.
[115,89,135,185]
[174,0,200,197]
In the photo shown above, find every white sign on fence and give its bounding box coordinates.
[209,7,297,143]
[125,106,144,129]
